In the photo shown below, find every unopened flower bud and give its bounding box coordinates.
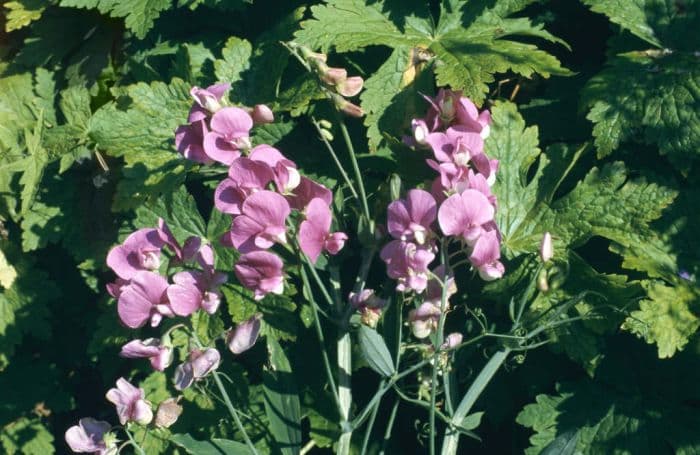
[155,398,183,428]
[334,96,364,117]
[227,314,262,354]
[441,333,463,350]
[540,232,553,263]
[337,76,364,97]
[320,128,334,142]
[190,348,221,378]
[318,119,332,129]
[321,67,348,86]
[411,119,429,145]
[252,104,274,124]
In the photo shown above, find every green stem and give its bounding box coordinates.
[190,330,258,455]
[337,330,353,455]
[379,399,400,455]
[303,257,336,309]
[440,348,511,455]
[430,244,451,455]
[212,371,259,455]
[337,116,371,222]
[360,388,382,455]
[299,266,343,416]
[310,116,359,200]
[124,428,146,455]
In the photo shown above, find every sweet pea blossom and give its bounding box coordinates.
[387,189,437,245]
[174,348,221,391]
[119,338,173,371]
[408,302,442,339]
[154,398,183,428]
[175,120,211,164]
[189,83,230,121]
[469,229,505,281]
[229,190,291,253]
[203,107,253,164]
[117,271,172,328]
[105,378,153,425]
[287,176,333,210]
[106,228,165,280]
[299,198,348,263]
[227,314,262,354]
[65,418,116,455]
[380,240,435,293]
[438,189,495,245]
[167,244,227,316]
[214,157,275,215]
[249,145,301,194]
[234,251,285,300]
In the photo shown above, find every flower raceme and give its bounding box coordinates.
[385,90,504,341]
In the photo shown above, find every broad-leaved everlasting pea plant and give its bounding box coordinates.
[1,1,699,454]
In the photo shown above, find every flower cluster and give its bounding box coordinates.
[175,83,273,165]
[178,97,349,300]
[381,89,504,339]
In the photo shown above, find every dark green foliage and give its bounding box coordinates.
[0,0,698,453]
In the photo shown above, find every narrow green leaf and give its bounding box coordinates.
[170,433,252,455]
[263,337,302,455]
[357,325,395,377]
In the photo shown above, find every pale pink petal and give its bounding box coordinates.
[227,314,262,354]
[242,190,291,228]
[214,179,246,215]
[210,107,253,138]
[230,215,266,253]
[325,232,348,255]
[167,281,202,317]
[438,193,469,236]
[407,189,437,228]
[287,177,332,210]
[203,132,241,165]
[299,219,326,263]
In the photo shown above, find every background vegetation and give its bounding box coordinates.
[0,0,698,453]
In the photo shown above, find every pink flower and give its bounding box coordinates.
[65,418,115,454]
[249,145,301,194]
[229,190,290,253]
[106,228,165,280]
[105,378,153,425]
[408,302,441,338]
[426,127,484,168]
[167,244,227,316]
[455,96,491,139]
[286,176,332,210]
[188,83,230,121]
[214,157,275,215]
[387,189,437,245]
[227,314,262,354]
[203,107,253,165]
[380,240,435,292]
[173,348,221,391]
[117,271,172,328]
[120,338,173,371]
[299,198,348,263]
[438,189,495,245]
[234,251,284,300]
[175,120,211,164]
[469,229,504,281]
